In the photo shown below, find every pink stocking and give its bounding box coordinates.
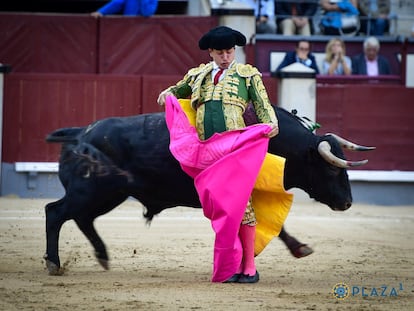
[239,224,256,276]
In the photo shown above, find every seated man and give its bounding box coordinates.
[358,0,391,36]
[275,39,320,74]
[352,36,391,75]
[275,0,318,36]
[239,0,276,34]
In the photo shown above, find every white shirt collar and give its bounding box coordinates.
[212,60,235,72]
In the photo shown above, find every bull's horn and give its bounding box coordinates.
[326,133,376,151]
[318,141,369,168]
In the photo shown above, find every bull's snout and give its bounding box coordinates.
[332,201,352,211]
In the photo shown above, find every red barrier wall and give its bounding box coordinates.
[3,74,143,162]
[98,16,216,74]
[3,73,414,171]
[141,74,182,114]
[0,13,217,74]
[317,84,414,171]
[0,13,97,73]
[1,14,414,172]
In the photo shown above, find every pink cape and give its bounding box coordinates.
[165,96,272,282]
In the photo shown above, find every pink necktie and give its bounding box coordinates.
[214,68,224,85]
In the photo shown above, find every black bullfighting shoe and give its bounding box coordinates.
[237,271,259,283]
[223,273,241,283]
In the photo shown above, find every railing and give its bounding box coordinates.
[316,74,402,85]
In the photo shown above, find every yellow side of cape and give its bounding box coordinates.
[177,99,293,256]
[179,98,197,127]
[252,154,293,255]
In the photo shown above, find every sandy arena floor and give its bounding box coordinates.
[0,197,413,310]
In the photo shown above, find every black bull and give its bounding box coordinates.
[44,106,374,275]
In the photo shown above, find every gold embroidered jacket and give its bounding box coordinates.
[166,61,277,139]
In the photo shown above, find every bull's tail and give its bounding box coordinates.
[46,127,84,143]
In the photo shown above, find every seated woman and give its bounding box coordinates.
[319,0,359,36]
[322,38,352,75]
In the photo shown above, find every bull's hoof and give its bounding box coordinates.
[98,258,109,270]
[46,260,64,276]
[291,244,314,258]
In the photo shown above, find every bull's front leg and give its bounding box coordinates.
[74,218,109,270]
[278,226,314,258]
[44,198,69,275]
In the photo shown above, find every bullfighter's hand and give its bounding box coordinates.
[267,123,279,138]
[157,90,173,106]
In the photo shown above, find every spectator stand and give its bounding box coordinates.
[253,34,405,83]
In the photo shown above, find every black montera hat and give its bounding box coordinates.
[198,26,246,50]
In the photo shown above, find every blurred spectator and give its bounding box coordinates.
[275,0,319,35]
[91,0,158,17]
[358,0,391,36]
[275,39,320,73]
[319,0,359,36]
[352,36,391,75]
[322,38,352,75]
[240,0,276,34]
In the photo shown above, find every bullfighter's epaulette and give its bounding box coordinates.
[187,63,210,76]
[236,64,261,78]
